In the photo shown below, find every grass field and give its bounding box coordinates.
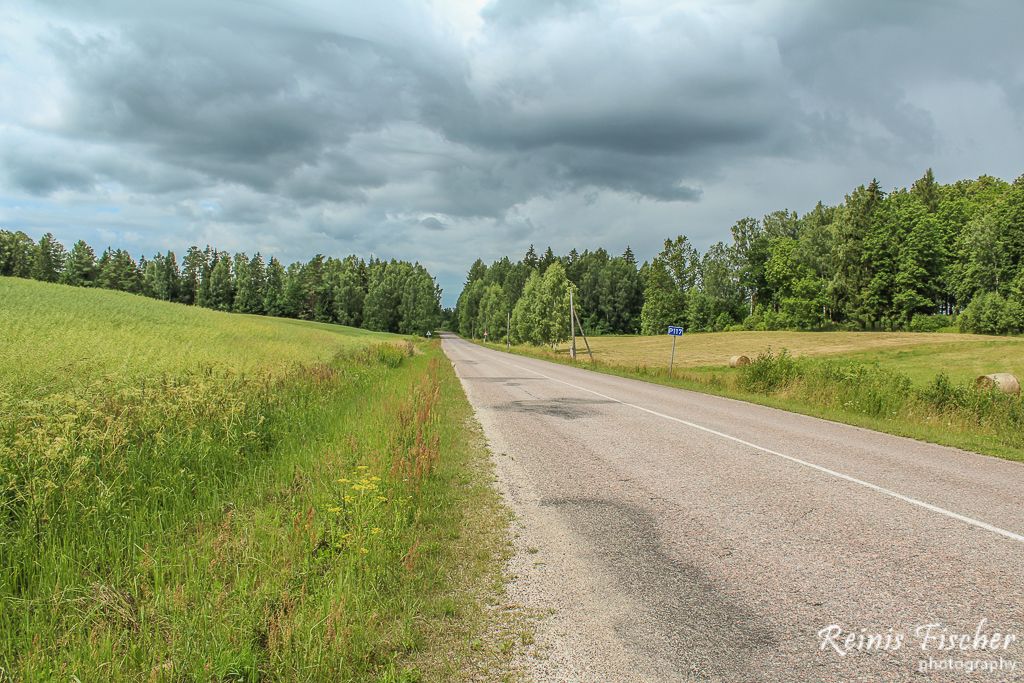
[553,331,1024,385]
[0,278,516,681]
[489,329,1024,461]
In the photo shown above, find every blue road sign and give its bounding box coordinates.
[667,326,684,336]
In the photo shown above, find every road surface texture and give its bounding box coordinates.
[440,334,1024,683]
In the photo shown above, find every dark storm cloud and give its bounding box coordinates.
[1,0,1023,303]
[35,4,461,195]
[3,152,95,195]
[8,0,809,210]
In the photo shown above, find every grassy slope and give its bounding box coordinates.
[1,278,383,394]
[485,330,1024,462]
[0,278,514,682]
[563,330,1024,385]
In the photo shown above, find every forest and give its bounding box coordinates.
[0,234,443,335]
[455,170,1024,344]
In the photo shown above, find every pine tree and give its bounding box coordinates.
[141,252,180,300]
[61,240,99,286]
[912,168,940,213]
[523,244,539,271]
[330,256,367,327]
[232,253,257,313]
[831,181,885,327]
[281,262,305,318]
[179,246,205,305]
[208,256,234,310]
[540,246,556,272]
[465,258,488,285]
[98,249,141,292]
[263,257,287,316]
[196,248,217,308]
[32,233,66,282]
[893,214,943,324]
[244,253,267,314]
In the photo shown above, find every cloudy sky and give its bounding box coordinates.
[2,1,1023,303]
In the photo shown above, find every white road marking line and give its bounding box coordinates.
[462,341,1024,545]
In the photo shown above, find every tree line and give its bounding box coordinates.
[455,170,1024,343]
[0,233,443,335]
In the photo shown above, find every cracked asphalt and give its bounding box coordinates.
[441,334,1024,682]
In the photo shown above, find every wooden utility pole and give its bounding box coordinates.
[569,288,577,360]
[571,300,593,362]
[506,310,511,351]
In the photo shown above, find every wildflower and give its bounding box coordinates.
[326,506,342,514]
[370,527,382,535]
[359,547,369,555]
[337,477,350,484]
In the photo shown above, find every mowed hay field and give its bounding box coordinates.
[0,278,512,682]
[551,331,1024,385]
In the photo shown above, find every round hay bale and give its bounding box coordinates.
[976,373,1021,395]
[729,355,751,368]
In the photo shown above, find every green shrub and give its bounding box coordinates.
[908,313,954,332]
[738,349,799,393]
[959,292,1024,335]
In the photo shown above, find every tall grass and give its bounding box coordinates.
[736,349,1024,449]
[0,279,511,681]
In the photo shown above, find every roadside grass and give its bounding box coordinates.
[481,337,1024,463]
[0,278,514,681]
[548,330,1024,385]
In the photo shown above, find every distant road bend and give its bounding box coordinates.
[440,334,1024,682]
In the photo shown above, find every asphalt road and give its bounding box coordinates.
[440,334,1024,683]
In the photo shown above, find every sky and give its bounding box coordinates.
[2,1,1023,305]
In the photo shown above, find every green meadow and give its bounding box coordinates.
[0,278,513,681]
